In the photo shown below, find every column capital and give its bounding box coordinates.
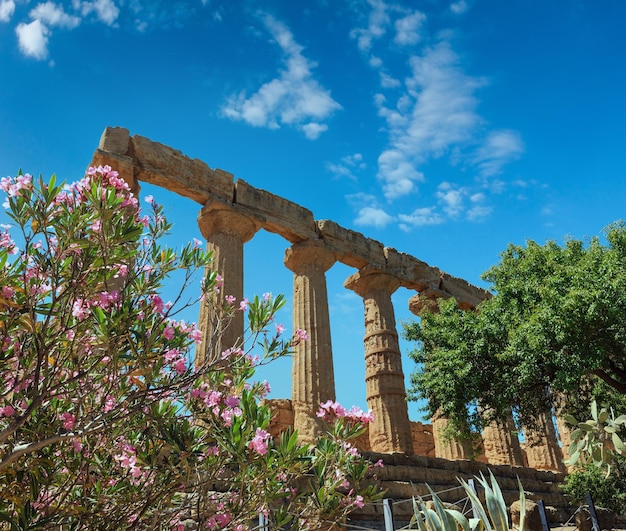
[197,199,258,243]
[284,240,336,274]
[344,266,401,298]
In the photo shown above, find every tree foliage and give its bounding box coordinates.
[404,223,626,434]
[0,167,382,530]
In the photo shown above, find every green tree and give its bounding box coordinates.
[404,223,626,435]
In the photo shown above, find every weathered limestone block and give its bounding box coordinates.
[383,247,441,292]
[411,422,436,457]
[285,240,337,444]
[316,219,386,270]
[345,267,413,455]
[196,200,259,365]
[91,127,138,193]
[131,134,234,204]
[408,289,447,315]
[236,180,318,243]
[439,272,490,310]
[511,499,543,531]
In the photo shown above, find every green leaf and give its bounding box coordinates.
[612,432,625,453]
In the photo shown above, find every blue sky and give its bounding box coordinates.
[1,0,625,419]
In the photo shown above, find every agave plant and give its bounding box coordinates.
[411,471,525,531]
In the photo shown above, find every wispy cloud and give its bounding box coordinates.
[348,0,523,229]
[0,0,15,22]
[350,0,390,52]
[398,207,444,230]
[221,14,341,140]
[394,10,425,46]
[348,192,394,228]
[326,153,365,180]
[31,2,80,28]
[375,39,485,200]
[74,0,119,26]
[473,129,524,177]
[450,1,469,15]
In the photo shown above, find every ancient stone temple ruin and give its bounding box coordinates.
[91,126,575,523]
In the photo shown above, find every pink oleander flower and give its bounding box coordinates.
[354,495,365,508]
[239,298,249,311]
[163,326,175,340]
[72,298,90,321]
[248,428,270,456]
[59,412,76,430]
[225,294,236,305]
[192,238,202,249]
[173,358,187,374]
[149,294,165,314]
[292,328,309,346]
[0,405,15,417]
[144,195,154,205]
[275,323,285,335]
[2,286,14,298]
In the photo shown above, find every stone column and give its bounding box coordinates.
[432,412,470,460]
[482,413,525,466]
[553,392,574,463]
[523,411,566,472]
[284,240,337,444]
[345,267,413,455]
[196,200,258,367]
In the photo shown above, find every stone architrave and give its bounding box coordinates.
[284,240,337,444]
[482,413,525,466]
[345,268,414,455]
[523,410,566,473]
[196,200,258,367]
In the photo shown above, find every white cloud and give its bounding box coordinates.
[374,39,486,200]
[394,10,425,46]
[398,207,444,229]
[301,122,327,140]
[354,206,394,228]
[350,0,390,52]
[436,182,465,218]
[77,0,119,25]
[377,149,424,199]
[379,71,400,88]
[30,2,80,28]
[450,1,469,15]
[0,0,15,22]
[473,129,524,177]
[16,19,49,59]
[221,14,340,139]
[326,153,365,180]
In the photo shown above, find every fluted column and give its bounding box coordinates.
[523,410,566,472]
[284,240,337,444]
[553,392,574,464]
[345,267,413,455]
[482,412,524,466]
[432,411,470,460]
[196,200,258,367]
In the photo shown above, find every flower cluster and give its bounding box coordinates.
[316,400,375,425]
